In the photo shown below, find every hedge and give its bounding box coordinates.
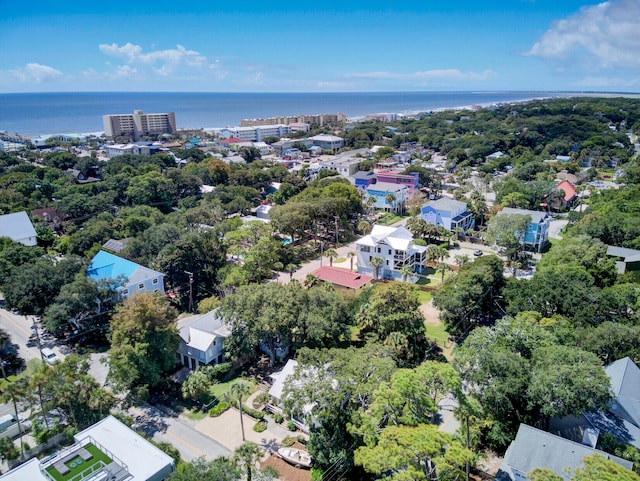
[209,401,230,417]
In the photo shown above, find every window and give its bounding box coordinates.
[377,247,381,253]
[361,246,370,253]
[388,249,391,255]
[152,278,158,284]
[138,283,144,290]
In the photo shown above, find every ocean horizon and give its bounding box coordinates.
[0,90,621,137]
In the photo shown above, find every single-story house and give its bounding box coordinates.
[495,424,632,481]
[87,250,165,299]
[176,309,230,370]
[267,359,315,432]
[0,211,37,246]
[311,266,373,291]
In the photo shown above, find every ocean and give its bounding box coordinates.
[0,91,571,137]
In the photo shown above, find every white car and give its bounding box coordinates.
[41,348,60,365]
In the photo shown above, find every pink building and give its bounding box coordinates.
[375,172,420,194]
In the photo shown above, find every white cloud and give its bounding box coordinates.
[5,63,62,84]
[82,65,137,80]
[526,0,640,69]
[99,42,142,62]
[98,42,209,75]
[346,69,497,81]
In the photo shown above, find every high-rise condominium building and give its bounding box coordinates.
[103,110,176,140]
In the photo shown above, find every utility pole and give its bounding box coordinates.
[32,317,44,362]
[184,271,194,313]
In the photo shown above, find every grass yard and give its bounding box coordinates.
[45,444,112,481]
[416,290,433,303]
[377,213,405,226]
[209,378,256,401]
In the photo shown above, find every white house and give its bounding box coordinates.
[0,415,174,481]
[356,225,427,281]
[0,211,37,246]
[87,250,165,299]
[420,197,475,232]
[177,309,230,370]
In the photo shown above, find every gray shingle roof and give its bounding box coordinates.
[498,207,550,224]
[497,424,632,480]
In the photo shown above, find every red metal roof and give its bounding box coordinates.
[557,180,576,201]
[311,266,373,289]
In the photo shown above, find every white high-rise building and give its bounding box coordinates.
[103,110,176,140]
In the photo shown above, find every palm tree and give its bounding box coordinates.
[226,382,251,441]
[0,376,28,457]
[365,196,377,215]
[285,263,298,280]
[454,254,470,267]
[370,256,384,279]
[399,264,414,283]
[347,251,357,271]
[324,248,338,267]
[304,274,319,288]
[357,219,371,235]
[29,363,52,429]
[385,193,397,212]
[234,441,263,481]
[435,262,452,283]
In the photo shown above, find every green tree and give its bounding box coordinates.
[324,248,338,267]
[435,262,452,283]
[239,146,262,163]
[0,375,28,457]
[233,441,263,481]
[167,456,240,481]
[354,424,474,481]
[181,368,212,405]
[370,256,384,279]
[400,264,414,282]
[357,283,427,366]
[226,382,251,442]
[107,293,179,402]
[485,212,531,261]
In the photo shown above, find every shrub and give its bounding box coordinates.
[274,413,284,424]
[281,436,295,447]
[243,406,265,421]
[254,391,270,406]
[253,421,267,433]
[311,467,323,481]
[286,420,296,431]
[0,437,18,461]
[209,362,232,381]
[209,401,230,417]
[296,435,307,445]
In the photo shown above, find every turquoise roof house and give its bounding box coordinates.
[87,250,165,299]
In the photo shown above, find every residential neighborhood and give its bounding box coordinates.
[1,96,640,481]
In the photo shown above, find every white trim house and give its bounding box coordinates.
[176,309,230,370]
[87,250,165,299]
[356,225,427,281]
[420,197,474,232]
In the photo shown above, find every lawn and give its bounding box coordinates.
[376,213,405,226]
[425,322,454,360]
[45,443,112,481]
[209,378,257,401]
[416,290,432,303]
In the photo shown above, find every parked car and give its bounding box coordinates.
[41,348,60,365]
[473,249,483,257]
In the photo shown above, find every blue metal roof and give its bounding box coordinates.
[87,250,140,281]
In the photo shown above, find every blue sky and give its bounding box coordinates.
[1,0,639,93]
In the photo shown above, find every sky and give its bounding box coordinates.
[1,0,639,93]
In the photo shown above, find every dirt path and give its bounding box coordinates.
[420,300,441,326]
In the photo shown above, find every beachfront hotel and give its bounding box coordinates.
[103,110,176,140]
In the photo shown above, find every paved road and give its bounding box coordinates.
[130,404,231,462]
[0,307,62,363]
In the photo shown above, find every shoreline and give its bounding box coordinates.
[3,91,640,139]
